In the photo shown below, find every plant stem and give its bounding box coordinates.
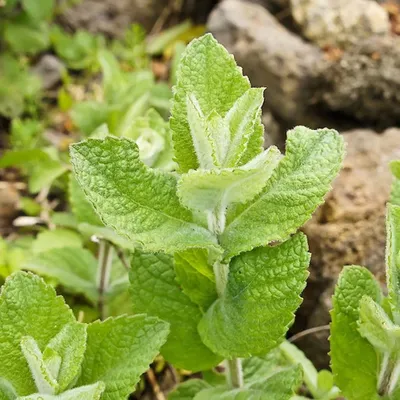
[225,358,244,388]
[208,204,244,389]
[97,240,113,320]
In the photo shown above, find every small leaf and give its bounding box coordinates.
[22,0,54,20]
[330,266,382,400]
[221,127,345,258]
[43,323,87,391]
[70,137,218,254]
[387,204,400,323]
[170,34,250,172]
[0,272,75,396]
[198,233,310,358]
[129,251,222,371]
[177,146,280,214]
[17,382,105,400]
[0,378,17,400]
[77,315,169,400]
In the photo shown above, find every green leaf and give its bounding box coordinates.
[43,323,87,392]
[198,233,310,358]
[70,137,218,254]
[76,315,169,399]
[28,159,68,194]
[223,88,265,168]
[387,204,400,323]
[177,146,280,214]
[330,266,382,400]
[0,378,17,400]
[70,102,109,136]
[391,161,400,206]
[17,382,105,400]
[4,14,50,54]
[20,336,59,394]
[0,272,75,396]
[22,0,54,20]
[129,251,222,371]
[23,247,98,304]
[193,365,302,400]
[170,34,251,172]
[168,379,211,400]
[221,127,345,258]
[174,249,217,310]
[32,229,83,254]
[69,174,102,226]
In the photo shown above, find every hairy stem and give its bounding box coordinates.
[97,240,113,320]
[378,351,400,396]
[225,358,244,388]
[208,203,244,388]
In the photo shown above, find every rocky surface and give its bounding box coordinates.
[208,0,325,128]
[296,128,400,368]
[32,55,65,90]
[320,35,400,127]
[291,0,390,48]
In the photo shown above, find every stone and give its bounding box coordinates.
[208,0,325,127]
[291,0,390,48]
[295,128,400,368]
[32,55,65,90]
[320,35,400,127]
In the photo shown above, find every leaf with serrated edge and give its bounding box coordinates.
[23,247,98,304]
[330,266,382,400]
[130,251,222,371]
[0,272,75,396]
[43,322,87,392]
[177,146,280,214]
[17,382,105,400]
[77,315,169,400]
[70,136,218,254]
[387,204,400,323]
[223,88,264,168]
[221,127,345,258]
[170,34,250,172]
[198,233,309,358]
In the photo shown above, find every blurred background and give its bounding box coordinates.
[1,0,400,396]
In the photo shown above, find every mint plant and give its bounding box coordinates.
[331,160,400,399]
[71,34,344,396]
[0,271,169,399]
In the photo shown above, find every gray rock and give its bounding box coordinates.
[297,128,400,368]
[32,55,65,90]
[208,0,324,126]
[320,35,400,126]
[291,0,390,48]
[59,0,169,37]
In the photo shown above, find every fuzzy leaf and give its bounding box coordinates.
[69,174,102,226]
[17,383,105,400]
[43,323,87,392]
[170,34,250,172]
[0,272,75,396]
[330,266,382,400]
[198,233,309,358]
[32,229,83,254]
[70,137,218,254]
[221,127,345,258]
[174,250,217,310]
[387,204,400,323]
[223,88,264,168]
[23,247,98,304]
[177,146,280,214]
[129,251,222,371]
[77,315,169,399]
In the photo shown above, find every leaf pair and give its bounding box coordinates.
[0,272,169,399]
